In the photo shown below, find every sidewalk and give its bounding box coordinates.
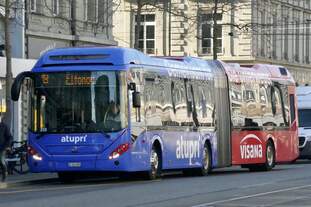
[0,173,58,189]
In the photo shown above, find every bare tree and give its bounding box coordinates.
[0,0,22,127]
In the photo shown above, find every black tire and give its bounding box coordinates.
[58,172,76,183]
[248,141,275,172]
[194,144,212,176]
[262,141,275,171]
[146,146,162,180]
[182,169,193,176]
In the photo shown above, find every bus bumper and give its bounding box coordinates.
[28,151,148,173]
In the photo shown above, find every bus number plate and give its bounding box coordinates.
[68,162,81,167]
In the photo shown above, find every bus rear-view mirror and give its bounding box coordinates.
[132,91,141,108]
[11,71,34,101]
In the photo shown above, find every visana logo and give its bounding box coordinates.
[240,134,263,159]
[61,135,87,144]
[176,136,200,164]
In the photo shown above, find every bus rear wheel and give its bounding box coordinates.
[248,141,275,172]
[146,146,162,180]
[263,141,275,171]
[194,144,211,176]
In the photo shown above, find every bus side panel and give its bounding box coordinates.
[147,130,217,170]
[231,129,297,165]
[231,130,267,165]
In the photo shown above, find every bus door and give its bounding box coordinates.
[128,68,148,169]
[182,79,203,168]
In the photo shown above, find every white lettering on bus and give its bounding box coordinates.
[239,134,263,159]
[61,135,87,144]
[176,136,200,164]
[240,144,263,159]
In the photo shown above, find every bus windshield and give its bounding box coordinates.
[298,109,311,127]
[31,71,128,133]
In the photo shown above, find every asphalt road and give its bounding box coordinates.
[1,160,311,207]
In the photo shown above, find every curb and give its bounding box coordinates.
[0,182,8,189]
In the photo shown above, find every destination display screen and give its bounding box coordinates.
[38,72,96,87]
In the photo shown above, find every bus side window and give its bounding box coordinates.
[184,79,193,117]
[171,81,176,114]
[273,85,289,127]
[289,94,296,124]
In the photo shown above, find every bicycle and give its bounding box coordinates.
[5,141,29,175]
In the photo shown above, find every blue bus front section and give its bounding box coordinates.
[27,129,149,173]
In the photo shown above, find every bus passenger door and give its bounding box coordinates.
[182,79,202,168]
[128,69,148,170]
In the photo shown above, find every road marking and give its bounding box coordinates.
[239,182,275,188]
[0,180,159,195]
[192,184,311,207]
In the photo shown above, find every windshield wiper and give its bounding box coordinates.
[96,129,110,138]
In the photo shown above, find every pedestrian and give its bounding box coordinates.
[0,116,13,182]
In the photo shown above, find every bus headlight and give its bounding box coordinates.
[27,146,43,161]
[32,154,43,161]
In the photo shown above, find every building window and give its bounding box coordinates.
[306,20,310,63]
[272,14,277,59]
[294,19,300,62]
[200,14,223,55]
[135,14,155,54]
[30,0,43,13]
[283,16,289,60]
[85,0,98,22]
[30,0,36,12]
[260,10,265,57]
[52,0,59,16]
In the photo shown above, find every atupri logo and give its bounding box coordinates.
[61,135,87,144]
[240,134,263,159]
[176,136,200,164]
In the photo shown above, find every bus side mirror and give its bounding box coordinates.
[132,91,141,108]
[128,82,136,91]
[128,82,141,108]
[11,71,33,101]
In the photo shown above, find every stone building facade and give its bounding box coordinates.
[113,0,311,84]
[26,0,117,58]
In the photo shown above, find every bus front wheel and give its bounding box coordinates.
[146,146,162,180]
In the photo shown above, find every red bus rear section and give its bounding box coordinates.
[221,62,299,167]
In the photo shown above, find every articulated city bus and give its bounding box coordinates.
[11,47,298,181]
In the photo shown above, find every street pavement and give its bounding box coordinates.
[1,160,311,207]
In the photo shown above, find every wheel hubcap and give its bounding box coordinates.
[151,150,158,175]
[203,148,209,170]
[267,145,274,166]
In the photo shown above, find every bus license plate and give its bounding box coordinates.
[68,162,81,167]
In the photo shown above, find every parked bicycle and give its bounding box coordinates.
[5,141,29,175]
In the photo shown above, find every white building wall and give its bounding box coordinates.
[0,58,36,142]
